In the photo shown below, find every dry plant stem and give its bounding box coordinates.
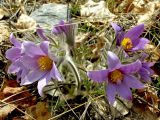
[79,99,91,120]
[134,94,160,112]
[51,95,60,117]
[0,94,36,107]
[90,104,106,120]
[0,100,36,120]
[2,88,33,102]
[48,95,104,120]
[89,95,106,120]
[59,89,80,119]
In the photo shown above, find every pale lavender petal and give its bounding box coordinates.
[107,51,121,69]
[58,20,67,33]
[124,24,144,45]
[87,69,108,83]
[52,20,65,34]
[123,75,144,89]
[111,22,124,44]
[116,83,132,100]
[20,67,29,80]
[52,27,62,34]
[139,68,151,82]
[6,47,21,61]
[132,38,149,51]
[111,23,122,34]
[21,70,47,85]
[36,26,49,41]
[50,63,62,81]
[59,20,65,25]
[10,33,21,47]
[142,63,154,75]
[143,62,154,68]
[37,74,51,97]
[21,56,38,69]
[8,63,20,73]
[106,82,117,104]
[40,41,49,55]
[120,60,141,74]
[22,41,45,57]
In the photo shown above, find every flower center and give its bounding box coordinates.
[108,70,123,83]
[37,56,53,71]
[121,38,133,50]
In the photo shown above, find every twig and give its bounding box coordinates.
[48,95,104,120]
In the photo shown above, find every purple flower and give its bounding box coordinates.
[111,23,149,52]
[139,53,154,82]
[21,41,62,96]
[52,20,76,47]
[36,25,49,41]
[5,33,28,81]
[87,51,144,104]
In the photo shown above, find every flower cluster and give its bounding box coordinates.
[6,33,62,96]
[87,23,154,104]
[6,22,154,105]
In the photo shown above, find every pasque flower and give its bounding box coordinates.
[5,33,28,81]
[52,20,76,47]
[111,23,149,52]
[87,51,144,104]
[21,41,62,96]
[6,33,62,96]
[139,53,154,82]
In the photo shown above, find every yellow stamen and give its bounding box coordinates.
[121,38,133,50]
[108,70,123,83]
[37,56,53,71]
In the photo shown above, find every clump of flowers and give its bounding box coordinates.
[5,20,155,107]
[87,51,144,104]
[111,23,149,52]
[6,33,62,96]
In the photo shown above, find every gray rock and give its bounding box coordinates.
[30,3,67,28]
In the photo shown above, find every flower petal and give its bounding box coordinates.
[142,63,154,74]
[120,60,141,74]
[139,68,151,82]
[50,63,62,81]
[36,25,49,41]
[52,20,65,34]
[124,24,144,45]
[10,33,21,47]
[6,47,21,61]
[124,75,144,88]
[116,83,132,100]
[87,69,108,83]
[143,62,154,68]
[21,56,38,69]
[37,75,50,97]
[106,82,117,104]
[8,63,20,73]
[132,38,149,51]
[21,69,47,85]
[107,51,121,69]
[40,41,49,55]
[22,41,45,57]
[111,23,124,44]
